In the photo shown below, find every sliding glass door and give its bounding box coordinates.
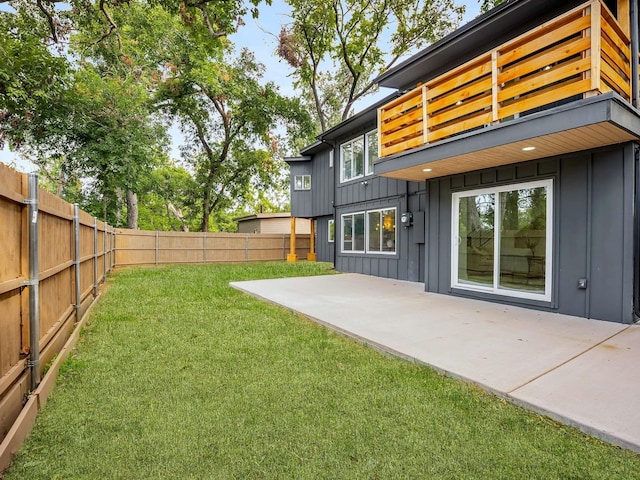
[452,179,553,301]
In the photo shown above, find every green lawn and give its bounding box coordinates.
[4,262,640,479]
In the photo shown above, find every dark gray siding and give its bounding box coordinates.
[425,144,635,324]
[311,149,334,217]
[289,161,312,218]
[334,181,426,282]
[314,215,335,263]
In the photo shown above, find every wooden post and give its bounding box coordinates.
[590,0,602,93]
[307,219,316,261]
[421,85,429,145]
[287,217,298,262]
[491,51,500,123]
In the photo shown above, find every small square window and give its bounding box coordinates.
[294,175,311,190]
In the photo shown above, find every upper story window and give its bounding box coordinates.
[294,175,311,190]
[340,130,378,183]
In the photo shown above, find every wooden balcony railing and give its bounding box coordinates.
[378,0,632,158]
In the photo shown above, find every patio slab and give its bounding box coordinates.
[231,273,640,452]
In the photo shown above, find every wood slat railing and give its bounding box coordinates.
[378,0,632,158]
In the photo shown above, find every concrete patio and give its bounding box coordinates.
[231,273,640,453]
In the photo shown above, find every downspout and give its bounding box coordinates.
[632,0,639,107]
[321,138,337,268]
[634,146,640,321]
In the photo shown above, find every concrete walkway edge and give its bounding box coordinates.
[231,273,640,453]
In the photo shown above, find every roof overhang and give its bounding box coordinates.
[284,155,311,163]
[375,94,640,182]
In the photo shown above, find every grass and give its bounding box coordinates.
[3,262,640,479]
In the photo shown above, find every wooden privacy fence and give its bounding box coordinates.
[114,229,310,266]
[0,163,114,471]
[0,161,311,471]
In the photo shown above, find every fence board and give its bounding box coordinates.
[114,229,311,265]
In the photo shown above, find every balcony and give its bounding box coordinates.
[378,0,632,164]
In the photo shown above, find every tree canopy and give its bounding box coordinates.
[278,0,465,132]
[0,0,310,231]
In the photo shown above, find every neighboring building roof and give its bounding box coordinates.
[234,212,292,222]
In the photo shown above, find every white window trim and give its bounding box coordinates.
[328,219,335,243]
[294,174,311,191]
[339,130,378,183]
[451,179,553,302]
[340,207,396,255]
[341,211,366,253]
[366,207,396,255]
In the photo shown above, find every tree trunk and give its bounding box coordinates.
[116,187,124,226]
[126,189,138,230]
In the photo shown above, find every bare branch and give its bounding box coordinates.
[92,0,122,51]
[36,0,58,43]
[198,6,226,39]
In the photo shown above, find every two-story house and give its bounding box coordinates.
[286,0,640,324]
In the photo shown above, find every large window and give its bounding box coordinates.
[451,179,552,301]
[342,207,396,254]
[367,209,396,253]
[340,130,377,182]
[294,175,311,190]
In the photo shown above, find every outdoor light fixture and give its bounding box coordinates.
[422,167,432,172]
[522,146,536,151]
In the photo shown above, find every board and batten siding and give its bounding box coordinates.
[311,148,334,217]
[314,215,335,263]
[334,181,426,283]
[424,144,635,324]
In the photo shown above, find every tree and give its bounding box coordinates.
[1,0,269,46]
[158,47,313,231]
[137,162,198,231]
[480,0,506,14]
[0,2,70,150]
[278,0,465,132]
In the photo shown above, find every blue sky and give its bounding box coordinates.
[1,0,482,171]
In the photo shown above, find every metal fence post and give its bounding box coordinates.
[245,234,249,262]
[203,232,206,264]
[73,204,81,324]
[103,222,107,281]
[93,217,98,297]
[155,230,159,265]
[26,173,40,391]
[112,229,116,268]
